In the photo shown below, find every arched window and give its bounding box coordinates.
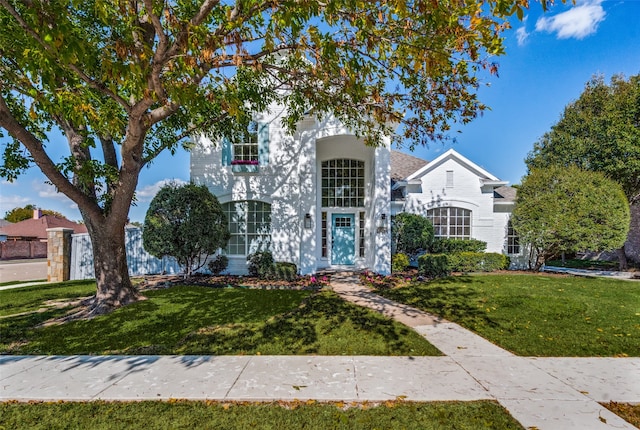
[222,201,271,255]
[427,207,471,239]
[321,159,365,207]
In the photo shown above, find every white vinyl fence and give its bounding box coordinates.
[70,227,182,280]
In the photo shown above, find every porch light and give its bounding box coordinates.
[377,213,387,232]
[304,213,313,229]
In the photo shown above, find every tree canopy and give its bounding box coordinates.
[4,204,65,222]
[0,0,548,312]
[143,183,229,276]
[526,74,640,204]
[512,166,630,271]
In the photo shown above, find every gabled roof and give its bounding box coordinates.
[390,150,429,182]
[0,215,87,240]
[406,148,500,182]
[0,219,12,228]
[493,185,517,203]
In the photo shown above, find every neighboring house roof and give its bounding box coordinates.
[0,215,87,240]
[0,219,12,228]
[494,186,517,202]
[390,150,429,181]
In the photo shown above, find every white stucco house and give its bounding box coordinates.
[390,149,522,262]
[191,106,522,275]
[190,107,391,275]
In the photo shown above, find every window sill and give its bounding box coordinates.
[231,164,259,173]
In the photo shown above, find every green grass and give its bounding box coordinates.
[0,400,523,430]
[0,285,439,356]
[0,280,95,317]
[375,273,640,357]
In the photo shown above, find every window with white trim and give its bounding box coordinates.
[321,159,365,207]
[232,121,258,165]
[507,220,520,254]
[427,207,471,239]
[222,201,271,255]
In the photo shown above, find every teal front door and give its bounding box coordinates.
[331,214,355,265]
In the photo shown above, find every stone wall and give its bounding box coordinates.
[47,228,73,282]
[0,240,47,260]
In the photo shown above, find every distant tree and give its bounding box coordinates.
[143,183,229,276]
[512,166,630,271]
[4,204,65,222]
[526,74,640,268]
[391,213,434,257]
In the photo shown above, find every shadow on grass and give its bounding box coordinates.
[2,287,438,356]
[375,276,499,330]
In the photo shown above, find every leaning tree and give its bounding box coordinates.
[0,0,551,314]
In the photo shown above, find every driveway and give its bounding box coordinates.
[0,258,48,283]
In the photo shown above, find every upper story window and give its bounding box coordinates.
[232,121,258,165]
[427,207,471,239]
[222,121,269,171]
[321,159,365,207]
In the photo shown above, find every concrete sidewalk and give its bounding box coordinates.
[1,274,639,430]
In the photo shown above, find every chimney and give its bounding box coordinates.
[33,208,42,219]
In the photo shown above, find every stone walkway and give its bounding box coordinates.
[1,273,639,429]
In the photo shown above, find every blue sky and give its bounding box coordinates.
[1,0,639,223]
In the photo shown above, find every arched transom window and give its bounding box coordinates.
[222,201,271,255]
[427,207,471,239]
[321,159,365,207]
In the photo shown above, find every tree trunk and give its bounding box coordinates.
[84,216,141,315]
[616,246,628,271]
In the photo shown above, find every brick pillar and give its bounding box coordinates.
[47,228,73,282]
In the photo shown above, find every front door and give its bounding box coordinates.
[331,214,355,265]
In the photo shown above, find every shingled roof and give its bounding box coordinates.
[0,215,87,240]
[390,150,428,181]
[493,185,517,202]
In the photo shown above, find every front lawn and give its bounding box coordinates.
[0,400,523,430]
[374,273,640,357]
[0,284,439,356]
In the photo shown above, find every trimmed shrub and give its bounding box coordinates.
[482,253,510,271]
[430,238,487,254]
[448,252,510,272]
[247,251,274,277]
[391,213,434,256]
[391,253,410,273]
[207,254,229,275]
[418,254,451,278]
[271,262,298,281]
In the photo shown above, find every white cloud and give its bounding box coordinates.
[136,178,187,203]
[535,0,606,40]
[516,16,530,46]
[0,194,30,216]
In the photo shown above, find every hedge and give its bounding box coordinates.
[418,252,510,277]
[418,254,451,278]
[430,238,487,254]
[391,253,410,273]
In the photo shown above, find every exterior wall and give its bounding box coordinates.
[396,151,519,262]
[190,108,391,275]
[0,240,47,260]
[400,157,510,254]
